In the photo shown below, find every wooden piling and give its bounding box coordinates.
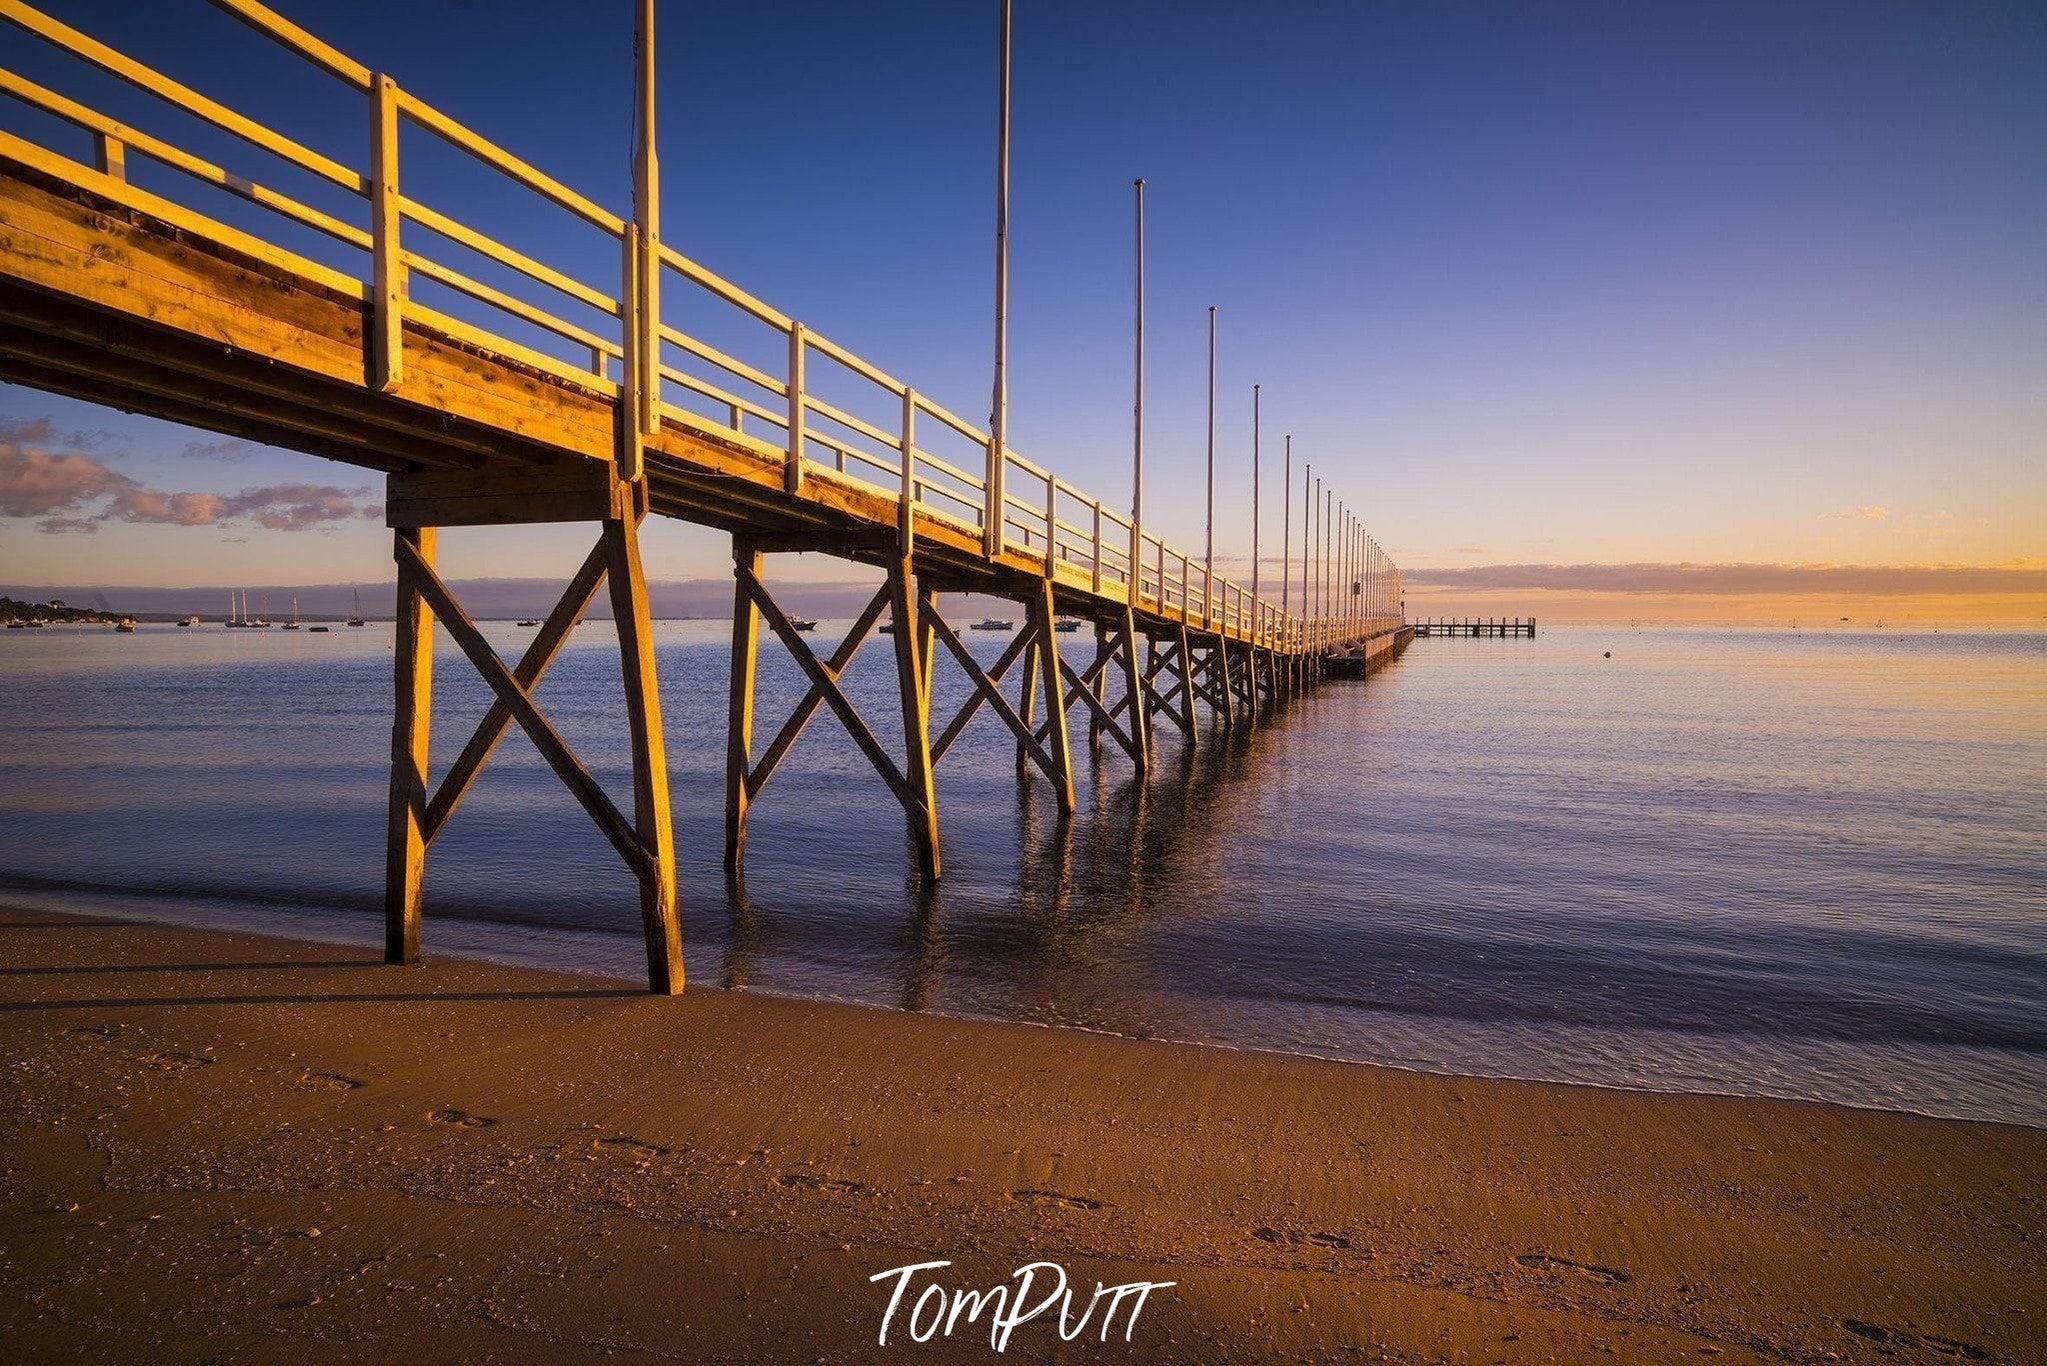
[383,525,434,965]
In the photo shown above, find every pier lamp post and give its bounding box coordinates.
[985,0,1012,559]
[1204,305,1216,628]
[1131,179,1144,604]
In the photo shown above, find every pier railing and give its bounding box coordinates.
[0,0,1402,649]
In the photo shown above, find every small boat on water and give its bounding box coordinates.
[879,622,896,635]
[1053,619,1080,633]
[347,589,366,627]
[5,621,24,629]
[971,618,1015,631]
[178,615,201,627]
[23,619,47,628]
[309,625,330,633]
[791,618,819,632]
[281,595,301,629]
[113,617,136,633]
[516,619,541,627]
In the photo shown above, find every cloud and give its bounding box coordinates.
[178,437,260,462]
[1820,504,1891,522]
[1449,544,1490,555]
[216,483,365,531]
[108,488,224,526]
[1,423,135,515]
[2,418,374,534]
[1402,562,2047,596]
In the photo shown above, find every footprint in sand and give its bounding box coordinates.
[1007,1190,1104,1211]
[70,1024,122,1040]
[777,1172,871,1195]
[1841,1320,1990,1360]
[426,1108,494,1129]
[1253,1227,1355,1250]
[137,1050,214,1073]
[1515,1253,1631,1286]
[298,1071,363,1092]
[592,1136,668,1161]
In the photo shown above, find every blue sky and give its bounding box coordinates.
[2,0,2042,589]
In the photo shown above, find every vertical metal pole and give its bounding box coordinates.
[985,0,1012,560]
[1323,489,1332,649]
[633,0,659,435]
[1251,384,1261,620]
[1312,475,1322,647]
[1301,463,1312,654]
[1281,434,1291,619]
[1131,178,1145,605]
[1204,305,1216,628]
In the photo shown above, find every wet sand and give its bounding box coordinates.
[1,905,2040,1363]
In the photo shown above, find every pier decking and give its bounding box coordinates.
[0,0,1406,991]
[1412,618,1536,638]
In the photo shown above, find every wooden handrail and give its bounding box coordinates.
[0,0,1404,645]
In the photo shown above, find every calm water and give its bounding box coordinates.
[2,620,2042,1125]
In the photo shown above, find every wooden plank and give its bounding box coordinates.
[386,460,622,528]
[383,526,434,966]
[0,168,616,464]
[604,506,683,995]
[0,348,421,474]
[423,538,609,843]
[204,0,373,91]
[0,2,367,192]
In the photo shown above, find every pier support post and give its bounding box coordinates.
[1118,605,1151,770]
[1015,625,1039,777]
[888,547,942,881]
[383,525,435,966]
[380,475,684,995]
[1088,622,1107,759]
[722,553,928,884]
[724,536,761,874]
[1211,634,1237,733]
[1172,623,1199,741]
[1027,580,1077,813]
[604,500,683,995]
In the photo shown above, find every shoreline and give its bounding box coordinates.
[3,904,2042,1362]
[6,882,2039,1134]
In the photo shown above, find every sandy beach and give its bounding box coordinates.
[1,904,2040,1364]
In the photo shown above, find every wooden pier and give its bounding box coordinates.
[1412,617,1536,638]
[0,0,1407,993]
